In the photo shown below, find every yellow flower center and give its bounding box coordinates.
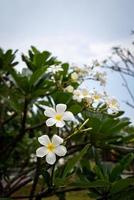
[55,114,62,121]
[47,143,55,152]
[83,91,88,96]
[111,100,116,105]
[94,95,100,100]
[109,100,118,108]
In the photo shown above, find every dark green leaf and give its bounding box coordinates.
[62,144,90,178]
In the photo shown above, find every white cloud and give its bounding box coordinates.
[2,34,133,70]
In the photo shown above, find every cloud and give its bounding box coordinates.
[2,34,133,67]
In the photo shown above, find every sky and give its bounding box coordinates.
[0,0,134,121]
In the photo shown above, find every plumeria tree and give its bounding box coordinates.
[0,47,134,200]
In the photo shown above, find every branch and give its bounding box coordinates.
[108,144,134,153]
[7,167,35,193]
[11,187,87,199]
[120,72,134,103]
[125,101,134,109]
[29,159,40,200]
[7,177,32,196]
[26,121,46,131]
[2,97,29,159]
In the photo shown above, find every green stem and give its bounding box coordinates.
[64,118,89,141]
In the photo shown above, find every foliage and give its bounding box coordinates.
[0,47,134,200]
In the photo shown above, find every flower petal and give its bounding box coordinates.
[46,152,56,165]
[52,135,63,146]
[36,146,48,157]
[55,145,67,156]
[56,104,67,113]
[46,118,56,127]
[63,111,75,121]
[56,120,65,127]
[44,108,56,117]
[38,135,51,146]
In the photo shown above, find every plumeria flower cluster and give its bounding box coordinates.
[70,65,106,87]
[71,66,91,82]
[92,92,120,112]
[70,87,120,112]
[72,88,102,105]
[36,104,75,165]
[73,66,91,77]
[71,65,107,86]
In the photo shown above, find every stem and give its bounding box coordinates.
[64,118,89,141]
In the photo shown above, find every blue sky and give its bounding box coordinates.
[0,0,134,121]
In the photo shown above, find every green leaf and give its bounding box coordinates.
[61,63,69,77]
[73,179,109,188]
[108,120,130,134]
[110,153,134,182]
[52,91,72,104]
[111,178,134,194]
[69,104,82,114]
[31,46,40,54]
[33,51,51,67]
[111,188,134,200]
[110,111,124,118]
[62,144,90,178]
[8,69,29,93]
[94,165,105,180]
[9,98,23,112]
[29,67,47,87]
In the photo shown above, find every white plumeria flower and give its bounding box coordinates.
[36,135,67,165]
[106,97,119,112]
[65,85,74,93]
[71,72,78,81]
[47,65,63,74]
[83,97,93,106]
[81,89,91,99]
[44,104,75,127]
[73,89,83,102]
[92,91,103,103]
[73,88,92,103]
